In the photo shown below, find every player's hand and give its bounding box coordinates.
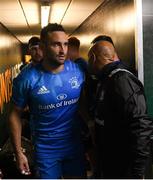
[16,151,31,175]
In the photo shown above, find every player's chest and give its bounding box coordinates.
[29,73,83,104]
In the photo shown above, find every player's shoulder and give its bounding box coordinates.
[15,63,41,81]
[65,59,84,73]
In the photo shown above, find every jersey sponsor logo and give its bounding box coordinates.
[39,97,79,110]
[56,93,67,100]
[37,86,50,94]
[69,76,80,89]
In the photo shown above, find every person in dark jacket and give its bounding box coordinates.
[88,35,153,179]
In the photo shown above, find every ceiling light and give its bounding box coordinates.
[41,5,50,28]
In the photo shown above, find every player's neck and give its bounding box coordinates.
[42,60,64,73]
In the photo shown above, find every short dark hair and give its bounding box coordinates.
[68,37,80,48]
[40,23,65,44]
[91,35,114,46]
[28,36,40,49]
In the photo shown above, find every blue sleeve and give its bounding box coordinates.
[11,73,30,108]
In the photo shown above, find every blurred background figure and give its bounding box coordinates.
[20,36,43,70]
[28,36,43,65]
[67,36,87,72]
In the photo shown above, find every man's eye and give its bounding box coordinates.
[54,44,58,46]
[64,43,68,46]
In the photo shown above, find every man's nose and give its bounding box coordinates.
[59,45,66,54]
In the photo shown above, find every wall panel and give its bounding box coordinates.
[142,0,153,117]
[70,0,135,70]
[0,23,22,146]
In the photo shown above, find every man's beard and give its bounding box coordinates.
[47,57,65,67]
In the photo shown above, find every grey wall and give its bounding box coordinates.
[142,0,153,117]
[0,23,22,146]
[70,0,135,71]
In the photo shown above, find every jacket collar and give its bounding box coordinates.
[97,60,121,80]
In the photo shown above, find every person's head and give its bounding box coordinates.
[67,37,80,60]
[28,36,43,65]
[91,35,119,61]
[91,35,114,46]
[40,23,68,66]
[88,39,118,75]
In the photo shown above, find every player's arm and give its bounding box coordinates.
[8,104,31,175]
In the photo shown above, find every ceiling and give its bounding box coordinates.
[0,0,102,44]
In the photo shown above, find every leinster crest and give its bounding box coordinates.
[69,76,80,89]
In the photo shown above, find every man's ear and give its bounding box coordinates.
[114,52,119,61]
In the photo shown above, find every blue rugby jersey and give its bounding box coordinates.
[12,60,85,155]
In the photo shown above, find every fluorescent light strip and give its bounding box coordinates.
[41,5,50,28]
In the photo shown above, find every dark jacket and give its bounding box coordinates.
[90,61,153,178]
